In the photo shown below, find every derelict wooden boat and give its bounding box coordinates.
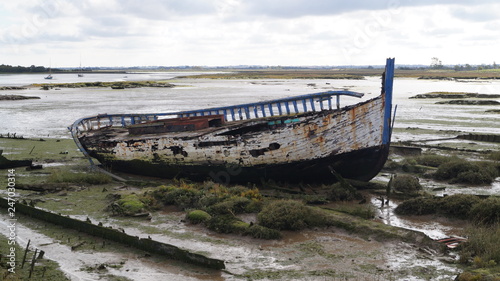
[69,58,395,184]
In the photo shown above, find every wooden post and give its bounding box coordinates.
[29,249,38,279]
[386,174,393,206]
[21,239,31,269]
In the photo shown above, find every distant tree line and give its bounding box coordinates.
[453,63,499,71]
[0,64,60,73]
[430,57,500,71]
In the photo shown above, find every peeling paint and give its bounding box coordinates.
[72,58,396,183]
[80,95,387,182]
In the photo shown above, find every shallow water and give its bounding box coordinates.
[371,197,465,240]
[0,72,194,86]
[1,73,500,140]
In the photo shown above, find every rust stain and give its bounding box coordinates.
[322,115,331,126]
[349,108,356,121]
[82,95,387,168]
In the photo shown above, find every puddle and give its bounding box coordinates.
[431,178,500,197]
[371,197,465,240]
[369,197,464,280]
[385,241,460,281]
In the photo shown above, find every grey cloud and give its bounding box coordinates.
[113,0,218,20]
[450,5,500,22]
[424,27,464,38]
[240,0,500,18]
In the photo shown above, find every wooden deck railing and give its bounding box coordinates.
[68,90,364,135]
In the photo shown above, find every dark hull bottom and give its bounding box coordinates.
[92,145,389,184]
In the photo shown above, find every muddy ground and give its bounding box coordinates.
[3,137,495,280]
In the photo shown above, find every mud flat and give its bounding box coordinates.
[410,92,500,99]
[0,138,475,280]
[0,94,40,101]
[436,100,500,105]
[31,80,175,89]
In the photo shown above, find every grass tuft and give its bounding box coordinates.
[257,200,331,230]
[434,159,499,185]
[396,195,500,224]
[392,174,422,194]
[47,169,112,185]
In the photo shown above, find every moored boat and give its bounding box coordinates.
[69,58,395,184]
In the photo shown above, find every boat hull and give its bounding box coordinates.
[87,143,389,184]
[80,95,389,184]
[72,58,395,184]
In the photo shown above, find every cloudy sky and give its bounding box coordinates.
[1,0,500,67]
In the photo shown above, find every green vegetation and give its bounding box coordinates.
[434,159,499,185]
[32,80,174,89]
[144,181,283,239]
[257,200,326,230]
[436,100,500,105]
[0,235,70,281]
[0,64,50,73]
[392,174,422,195]
[114,194,147,215]
[243,224,282,239]
[0,138,80,161]
[0,95,40,101]
[488,151,500,161]
[186,210,211,224]
[120,180,419,241]
[410,92,500,99]
[384,154,446,174]
[387,153,500,185]
[204,214,281,239]
[237,268,344,281]
[394,196,439,216]
[48,169,113,185]
[486,109,500,114]
[396,194,500,279]
[438,194,482,219]
[177,72,365,80]
[329,204,375,220]
[395,195,500,224]
[470,198,500,225]
[456,271,500,281]
[458,225,500,281]
[326,181,363,201]
[414,154,459,167]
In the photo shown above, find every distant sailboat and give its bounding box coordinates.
[78,56,84,77]
[45,59,53,79]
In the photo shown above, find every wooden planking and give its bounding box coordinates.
[93,96,385,167]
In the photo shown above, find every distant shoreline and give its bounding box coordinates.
[2,68,500,80]
[0,70,128,75]
[0,94,40,101]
